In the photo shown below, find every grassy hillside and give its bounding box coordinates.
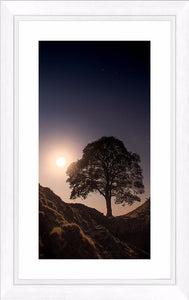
[39,185,150,259]
[112,199,150,253]
[124,199,150,218]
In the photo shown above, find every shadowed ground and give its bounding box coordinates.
[39,185,150,259]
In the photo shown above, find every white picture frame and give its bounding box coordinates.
[1,1,189,299]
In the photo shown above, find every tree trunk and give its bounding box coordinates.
[105,196,112,217]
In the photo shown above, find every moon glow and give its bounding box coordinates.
[56,157,66,167]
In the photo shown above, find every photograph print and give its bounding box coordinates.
[39,41,150,259]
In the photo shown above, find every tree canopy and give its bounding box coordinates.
[66,136,144,217]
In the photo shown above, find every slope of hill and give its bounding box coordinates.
[39,185,150,259]
[124,199,150,219]
[111,199,150,253]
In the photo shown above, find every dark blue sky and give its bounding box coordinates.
[39,41,150,215]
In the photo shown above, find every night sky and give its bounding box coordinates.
[39,41,150,216]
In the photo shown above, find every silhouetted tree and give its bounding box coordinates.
[66,137,144,217]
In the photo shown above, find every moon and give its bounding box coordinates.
[56,157,66,167]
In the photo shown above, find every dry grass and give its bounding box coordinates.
[39,185,150,259]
